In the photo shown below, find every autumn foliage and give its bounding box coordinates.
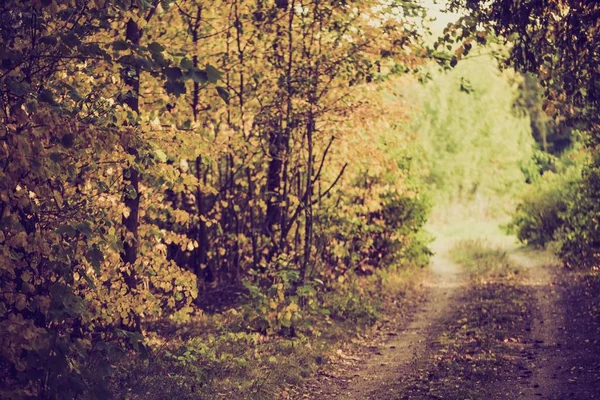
[0,0,430,397]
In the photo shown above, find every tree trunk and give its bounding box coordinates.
[121,17,141,331]
[188,5,214,285]
[121,18,141,287]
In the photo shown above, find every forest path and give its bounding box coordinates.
[491,248,600,400]
[291,235,467,399]
[511,249,563,398]
[336,238,466,399]
[483,248,565,399]
[292,227,600,399]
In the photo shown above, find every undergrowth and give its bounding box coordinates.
[449,238,515,275]
[105,266,425,399]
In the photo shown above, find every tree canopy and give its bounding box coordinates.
[1,0,598,398]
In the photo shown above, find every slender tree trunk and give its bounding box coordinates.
[120,17,142,331]
[121,18,141,290]
[195,157,211,282]
[264,132,284,237]
[187,4,214,285]
[302,113,314,283]
[247,167,259,268]
[265,1,295,246]
[301,0,321,283]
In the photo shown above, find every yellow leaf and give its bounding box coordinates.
[15,295,27,311]
[52,190,63,208]
[21,270,32,282]
[8,232,27,248]
[283,310,292,321]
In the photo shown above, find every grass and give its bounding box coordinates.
[104,265,427,399]
[110,314,345,399]
[376,262,428,298]
[448,238,516,275]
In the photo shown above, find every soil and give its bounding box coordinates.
[292,240,600,399]
[292,238,466,399]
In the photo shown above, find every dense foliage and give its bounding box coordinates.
[448,0,600,268]
[3,0,597,396]
[509,149,583,247]
[511,141,600,269]
[0,0,431,397]
[447,0,599,128]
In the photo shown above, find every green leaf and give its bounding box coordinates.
[118,55,153,70]
[151,51,168,68]
[166,67,183,80]
[113,40,129,51]
[97,181,109,193]
[76,222,93,238]
[56,225,77,237]
[115,0,132,10]
[86,246,104,273]
[7,79,29,97]
[125,184,137,199]
[216,86,230,104]
[189,69,208,83]
[53,190,64,208]
[80,270,97,289]
[206,64,222,83]
[180,57,194,69]
[165,80,186,96]
[148,41,164,54]
[68,88,84,103]
[155,149,167,163]
[8,248,23,261]
[39,90,56,105]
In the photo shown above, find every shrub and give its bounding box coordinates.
[509,166,581,248]
[556,153,600,268]
[316,180,431,280]
[324,279,379,326]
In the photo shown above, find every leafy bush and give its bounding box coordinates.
[519,149,560,184]
[378,191,432,269]
[316,180,431,281]
[556,152,600,268]
[324,279,379,326]
[508,168,580,247]
[241,260,304,336]
[507,139,600,270]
